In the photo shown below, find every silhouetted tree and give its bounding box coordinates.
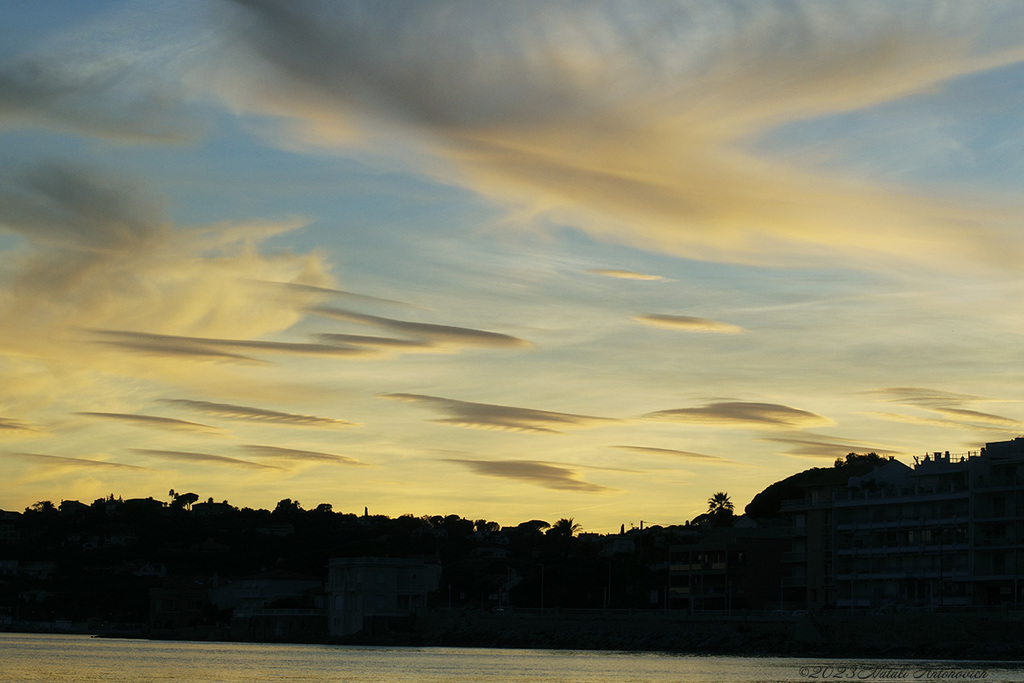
[273,498,302,515]
[24,500,56,515]
[547,518,582,537]
[707,491,735,526]
[474,519,501,534]
[517,519,551,534]
[170,491,199,510]
[834,452,889,468]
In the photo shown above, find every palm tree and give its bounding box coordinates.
[707,492,735,526]
[548,517,582,537]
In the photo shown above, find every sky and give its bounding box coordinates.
[2,1,1024,532]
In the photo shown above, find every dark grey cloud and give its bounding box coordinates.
[5,451,149,471]
[0,163,164,251]
[384,393,614,433]
[311,307,530,349]
[645,401,831,429]
[240,444,364,466]
[613,445,735,464]
[164,399,357,428]
[0,50,197,142]
[443,458,612,493]
[77,412,221,433]
[635,314,744,334]
[132,448,281,470]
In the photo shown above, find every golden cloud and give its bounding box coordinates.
[587,269,666,281]
[635,314,744,334]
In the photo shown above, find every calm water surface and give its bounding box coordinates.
[2,633,1022,682]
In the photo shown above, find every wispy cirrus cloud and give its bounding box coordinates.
[201,1,1024,271]
[443,458,612,493]
[240,444,364,466]
[384,393,614,434]
[132,448,281,470]
[931,407,1021,427]
[163,399,357,428]
[314,333,432,352]
[311,307,530,350]
[91,329,373,363]
[864,387,1022,434]
[0,48,199,143]
[762,434,893,459]
[635,314,744,334]
[646,401,832,429]
[587,268,666,281]
[612,445,735,464]
[869,411,1022,435]
[270,282,410,308]
[76,412,222,433]
[862,387,983,408]
[0,161,335,362]
[5,451,149,471]
[0,418,35,433]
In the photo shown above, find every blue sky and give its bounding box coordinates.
[2,1,1024,531]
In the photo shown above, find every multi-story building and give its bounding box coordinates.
[832,454,971,609]
[825,438,1024,610]
[970,438,1024,605]
[779,468,854,610]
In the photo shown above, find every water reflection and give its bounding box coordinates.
[2,633,1023,683]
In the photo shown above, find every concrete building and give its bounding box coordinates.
[828,439,1024,609]
[328,557,440,636]
[832,454,971,609]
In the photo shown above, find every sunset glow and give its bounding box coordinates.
[2,1,1024,531]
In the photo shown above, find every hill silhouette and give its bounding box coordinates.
[744,452,891,518]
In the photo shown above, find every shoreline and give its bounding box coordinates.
[7,610,1024,661]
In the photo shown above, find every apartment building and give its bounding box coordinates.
[826,438,1024,610]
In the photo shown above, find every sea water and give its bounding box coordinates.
[0,633,1019,682]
